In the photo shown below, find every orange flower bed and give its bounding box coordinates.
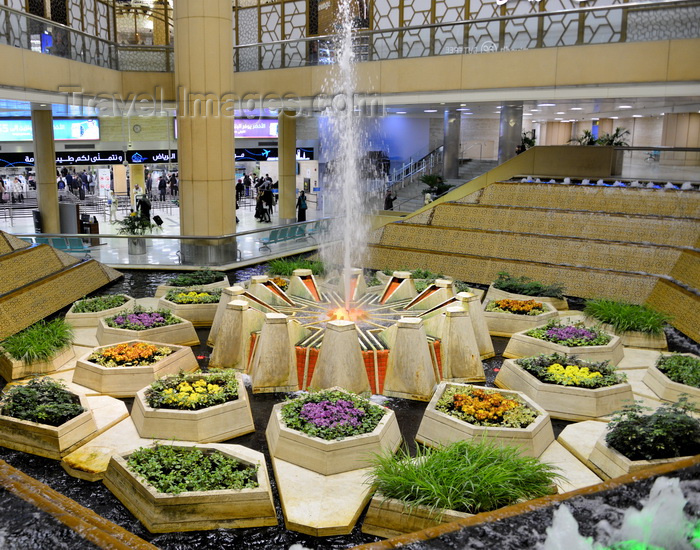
[486,298,545,315]
[452,389,519,422]
[88,342,173,368]
[436,385,537,428]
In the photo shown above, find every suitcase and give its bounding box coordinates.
[153,215,163,226]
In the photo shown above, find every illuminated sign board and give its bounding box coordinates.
[0,119,100,141]
[234,119,279,139]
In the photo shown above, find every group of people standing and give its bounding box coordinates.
[57,168,95,199]
[0,176,28,204]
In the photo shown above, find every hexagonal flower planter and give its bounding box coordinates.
[154,277,230,298]
[103,442,277,532]
[483,301,559,337]
[582,316,667,350]
[64,295,136,328]
[495,359,634,421]
[96,315,199,347]
[157,297,219,327]
[0,393,97,459]
[266,402,402,475]
[503,328,623,366]
[484,285,568,311]
[72,341,199,397]
[642,354,700,407]
[415,382,554,458]
[0,345,75,382]
[588,435,694,480]
[131,373,255,442]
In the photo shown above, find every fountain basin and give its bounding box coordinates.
[0,345,75,382]
[96,316,199,347]
[131,373,255,442]
[494,359,634,421]
[482,301,559,337]
[484,285,568,311]
[153,276,230,298]
[641,361,700,407]
[503,330,624,366]
[64,295,136,328]
[103,442,277,533]
[415,382,554,458]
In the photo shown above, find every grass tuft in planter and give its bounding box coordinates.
[71,295,129,314]
[167,269,225,287]
[515,353,626,389]
[1,319,73,363]
[492,271,564,299]
[267,256,325,277]
[655,354,700,388]
[583,299,670,335]
[605,398,700,461]
[1,377,84,426]
[369,439,561,515]
[126,444,258,495]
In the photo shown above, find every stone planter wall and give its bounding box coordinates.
[103,442,277,532]
[0,394,97,459]
[72,341,199,397]
[157,298,218,327]
[642,364,700,407]
[64,295,136,328]
[131,373,255,442]
[415,382,554,458]
[484,285,568,311]
[96,316,199,347]
[582,316,667,350]
[0,346,75,382]
[266,402,401,475]
[503,331,624,366]
[154,277,230,298]
[495,359,634,421]
[483,301,559,337]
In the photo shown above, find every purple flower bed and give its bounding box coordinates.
[546,325,597,342]
[300,399,365,430]
[525,321,612,347]
[105,309,182,331]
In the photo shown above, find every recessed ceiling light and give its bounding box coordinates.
[424,109,437,113]
[633,115,643,118]
[556,112,565,115]
[40,104,47,107]
[396,111,406,114]
[570,107,583,111]
[538,103,556,107]
[660,112,665,115]
[591,118,599,121]
[461,112,472,115]
[530,109,541,112]
[440,103,445,105]
[496,106,502,109]
[610,116,619,119]
[555,118,563,120]
[456,108,470,111]
[619,105,632,109]
[460,103,466,107]
[523,113,533,116]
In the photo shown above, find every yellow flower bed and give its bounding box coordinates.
[546,363,603,386]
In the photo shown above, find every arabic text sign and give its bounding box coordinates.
[0,119,100,141]
[234,119,279,139]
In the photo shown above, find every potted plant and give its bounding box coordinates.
[419,174,453,198]
[0,318,74,381]
[103,442,277,532]
[495,353,633,421]
[96,307,199,347]
[415,382,554,457]
[157,289,222,327]
[131,371,255,442]
[503,320,623,366]
[65,294,136,328]
[589,399,700,480]
[115,211,159,255]
[0,377,97,459]
[154,269,230,298]
[483,298,558,337]
[485,271,568,310]
[72,340,198,397]
[642,353,700,407]
[583,299,670,350]
[266,388,401,475]
[363,439,561,538]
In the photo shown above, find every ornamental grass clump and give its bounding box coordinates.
[1,377,84,426]
[605,399,700,461]
[167,269,224,287]
[515,353,626,389]
[436,385,537,428]
[126,444,258,495]
[145,372,239,411]
[88,342,173,368]
[164,289,222,305]
[485,298,546,316]
[267,256,325,276]
[281,389,386,440]
[655,354,700,388]
[493,271,564,299]
[584,299,670,335]
[71,295,129,314]
[526,320,612,347]
[105,308,182,331]
[1,318,73,363]
[369,439,561,515]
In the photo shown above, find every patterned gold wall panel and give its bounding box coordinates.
[365,245,659,304]
[430,204,700,248]
[646,279,700,343]
[0,233,21,254]
[0,246,66,295]
[669,251,700,291]
[379,224,681,275]
[479,184,700,218]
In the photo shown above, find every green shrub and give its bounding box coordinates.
[492,271,564,299]
[454,281,471,294]
[584,299,670,335]
[515,353,626,389]
[605,399,700,461]
[126,444,258,494]
[370,439,561,515]
[1,378,84,426]
[71,295,129,314]
[168,269,224,287]
[1,319,73,363]
[656,354,700,388]
[267,257,325,276]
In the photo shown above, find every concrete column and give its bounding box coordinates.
[442,109,461,179]
[441,306,485,382]
[498,102,523,164]
[209,300,249,369]
[278,111,297,224]
[174,0,236,263]
[129,164,145,210]
[249,313,299,393]
[309,320,370,394]
[457,292,495,359]
[31,108,60,233]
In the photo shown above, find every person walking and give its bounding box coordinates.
[383,189,396,211]
[108,190,118,223]
[262,187,274,221]
[296,190,308,222]
[158,175,167,201]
